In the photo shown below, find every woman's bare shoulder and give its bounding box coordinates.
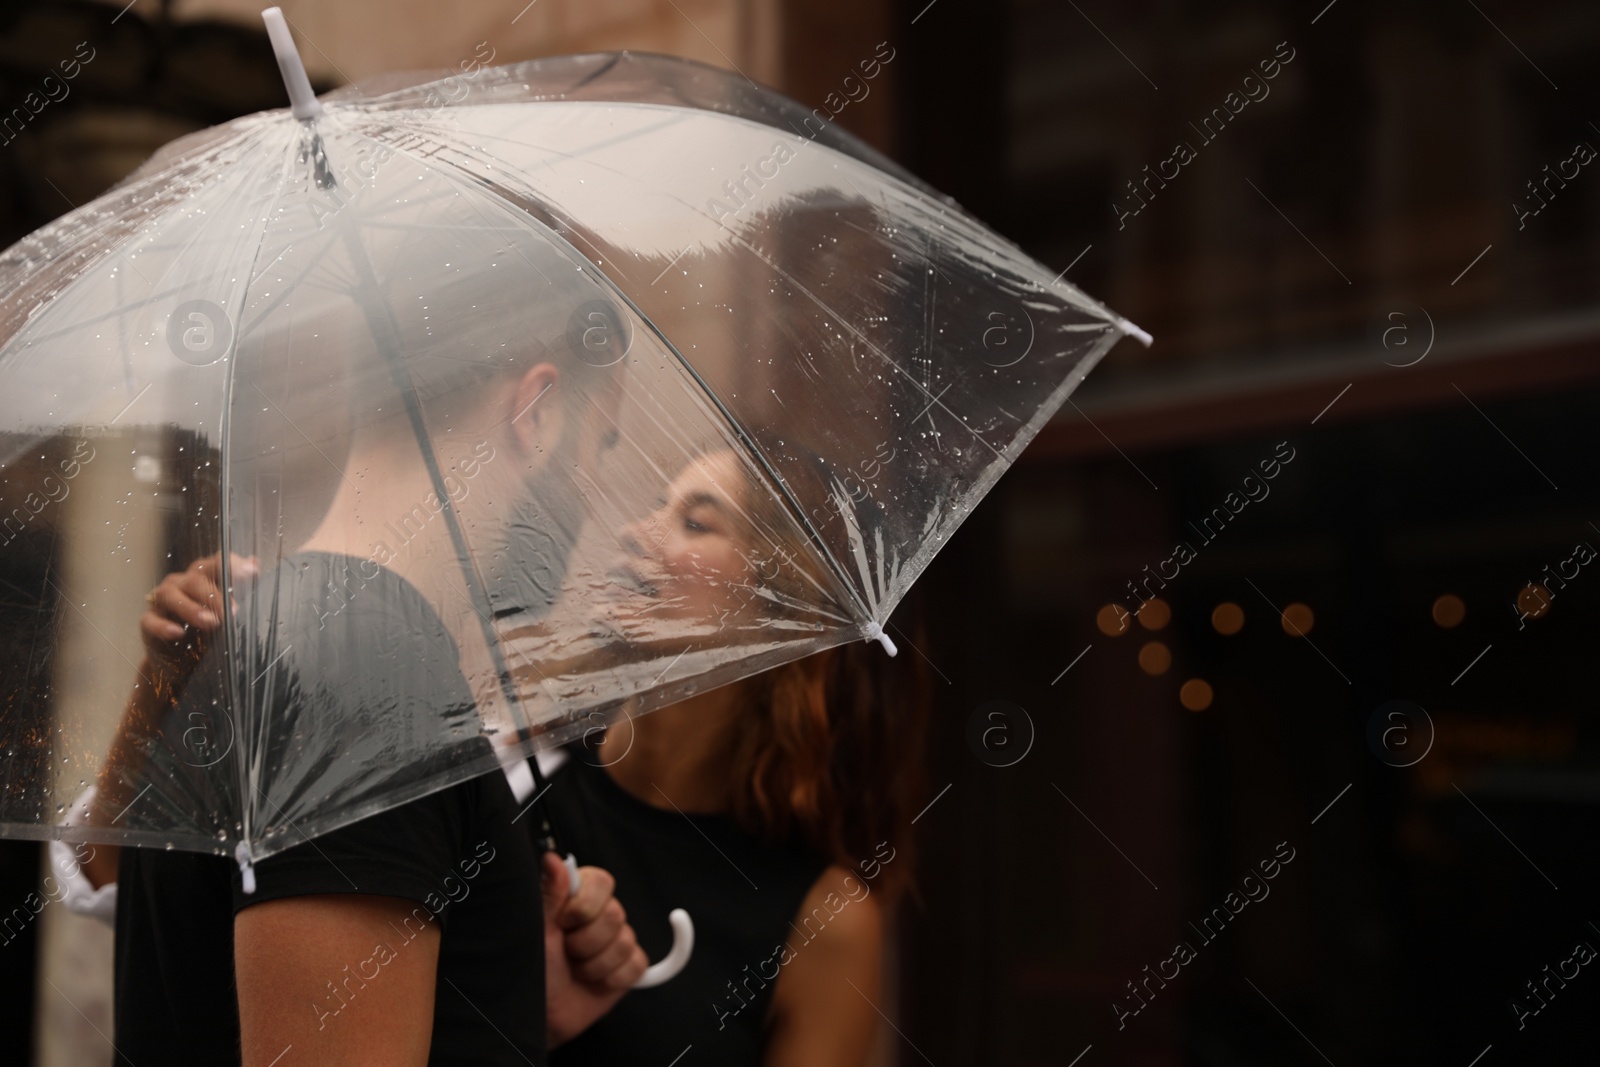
[763,865,887,1065]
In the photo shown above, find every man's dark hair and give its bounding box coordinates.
[377,222,627,421]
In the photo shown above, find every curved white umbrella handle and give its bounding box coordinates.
[633,908,695,988]
[565,855,695,989]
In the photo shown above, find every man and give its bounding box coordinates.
[79,221,644,1065]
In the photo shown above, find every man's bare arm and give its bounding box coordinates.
[235,894,439,1067]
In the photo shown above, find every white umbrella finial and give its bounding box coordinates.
[261,7,322,120]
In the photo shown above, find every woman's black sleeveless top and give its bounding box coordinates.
[543,755,827,1066]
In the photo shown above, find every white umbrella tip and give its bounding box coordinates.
[864,621,898,657]
[261,7,323,121]
[1115,318,1154,348]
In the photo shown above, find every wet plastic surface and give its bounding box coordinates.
[0,52,1141,860]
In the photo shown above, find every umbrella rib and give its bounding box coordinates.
[224,131,308,856]
[452,187,553,286]
[438,577,551,687]
[234,227,353,342]
[321,199,566,860]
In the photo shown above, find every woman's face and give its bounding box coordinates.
[593,449,760,639]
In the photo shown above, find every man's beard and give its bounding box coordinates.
[480,434,589,624]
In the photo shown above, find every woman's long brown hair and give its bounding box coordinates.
[722,431,930,905]
[727,628,928,904]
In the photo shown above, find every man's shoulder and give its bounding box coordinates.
[262,552,435,634]
[240,552,465,694]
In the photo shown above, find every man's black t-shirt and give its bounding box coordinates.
[112,553,545,1067]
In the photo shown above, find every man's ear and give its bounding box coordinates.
[508,363,563,453]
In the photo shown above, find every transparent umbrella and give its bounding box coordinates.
[0,7,1147,973]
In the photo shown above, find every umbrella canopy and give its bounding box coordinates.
[0,27,1147,866]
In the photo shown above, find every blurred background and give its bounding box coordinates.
[2,0,1597,1064]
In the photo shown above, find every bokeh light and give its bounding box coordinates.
[1431,594,1466,628]
[1097,603,1131,636]
[1138,641,1172,675]
[1179,678,1213,711]
[1281,602,1315,636]
[1137,597,1171,631]
[1516,583,1551,622]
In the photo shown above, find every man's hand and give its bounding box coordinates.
[542,853,648,1046]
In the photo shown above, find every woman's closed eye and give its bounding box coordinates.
[676,491,727,537]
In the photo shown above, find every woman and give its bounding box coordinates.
[529,440,930,1066]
